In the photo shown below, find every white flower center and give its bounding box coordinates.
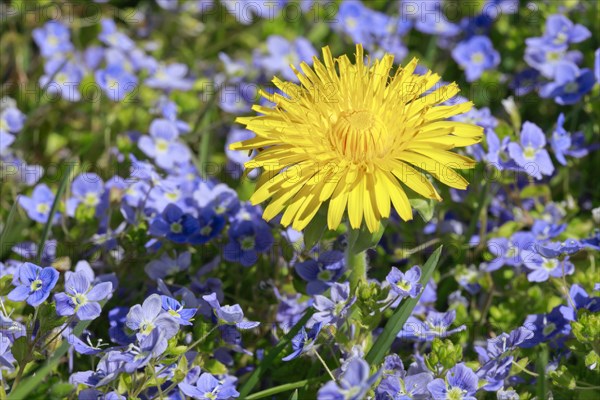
[83,192,100,207]
[36,202,50,214]
[471,52,484,64]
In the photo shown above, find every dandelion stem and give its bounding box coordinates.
[347,250,367,294]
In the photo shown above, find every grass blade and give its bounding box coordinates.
[238,309,314,398]
[36,162,74,263]
[365,246,443,366]
[0,201,19,258]
[246,379,312,400]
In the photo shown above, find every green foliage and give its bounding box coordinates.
[425,339,463,371]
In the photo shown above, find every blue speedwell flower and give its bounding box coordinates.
[125,294,179,340]
[309,282,356,328]
[376,354,433,399]
[98,18,135,51]
[427,363,479,399]
[295,250,345,295]
[524,43,581,79]
[202,293,259,329]
[452,35,500,82]
[95,63,138,102]
[317,357,380,400]
[569,284,600,313]
[415,12,460,37]
[32,21,73,57]
[522,252,575,282]
[282,322,322,362]
[507,121,554,180]
[69,351,123,388]
[0,105,25,151]
[138,119,191,170]
[520,305,574,348]
[144,251,191,280]
[223,205,273,267]
[526,14,591,48]
[112,329,166,373]
[66,173,108,218]
[63,328,107,355]
[54,270,113,320]
[149,204,200,243]
[549,113,572,166]
[178,372,240,399]
[399,310,466,341]
[39,57,85,102]
[257,35,317,82]
[187,207,226,245]
[475,327,534,391]
[539,62,595,105]
[18,184,61,224]
[386,265,423,299]
[145,63,193,91]
[161,295,196,326]
[8,262,59,307]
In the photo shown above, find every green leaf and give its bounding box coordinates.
[37,162,74,263]
[0,274,14,297]
[49,382,74,398]
[38,303,67,333]
[347,220,387,253]
[11,337,29,367]
[365,246,442,366]
[204,359,228,375]
[585,350,600,372]
[289,389,299,400]
[237,309,314,398]
[303,208,328,250]
[409,199,435,222]
[520,184,551,199]
[548,364,576,390]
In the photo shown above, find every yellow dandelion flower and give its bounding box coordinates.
[231,44,483,233]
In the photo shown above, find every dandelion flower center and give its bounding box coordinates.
[330,110,389,161]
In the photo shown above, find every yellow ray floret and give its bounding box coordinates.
[231,44,483,233]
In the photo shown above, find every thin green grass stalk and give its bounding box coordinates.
[365,246,443,366]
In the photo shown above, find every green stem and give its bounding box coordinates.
[314,350,336,382]
[347,250,367,294]
[245,379,314,400]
